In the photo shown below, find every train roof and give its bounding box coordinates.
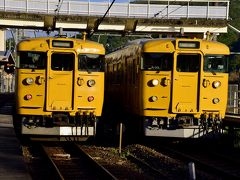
[125,38,152,46]
[105,37,230,64]
[107,37,229,58]
[17,36,105,55]
[0,50,15,65]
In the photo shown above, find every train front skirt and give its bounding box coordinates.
[144,126,215,138]
[22,125,94,136]
[143,116,223,138]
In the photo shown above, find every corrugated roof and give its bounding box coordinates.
[0,50,15,64]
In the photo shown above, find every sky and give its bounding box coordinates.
[69,0,130,2]
[6,29,79,41]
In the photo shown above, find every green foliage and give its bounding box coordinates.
[6,38,15,51]
[76,33,132,53]
[220,0,240,75]
[218,0,240,47]
[218,30,238,47]
[90,34,146,54]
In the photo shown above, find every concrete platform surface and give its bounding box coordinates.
[0,115,13,128]
[0,114,31,180]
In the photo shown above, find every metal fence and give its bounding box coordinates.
[227,84,240,114]
[0,0,229,20]
[0,72,15,93]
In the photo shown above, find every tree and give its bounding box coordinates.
[218,0,240,47]
[6,38,15,52]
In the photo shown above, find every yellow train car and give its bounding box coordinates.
[105,38,229,138]
[13,35,105,139]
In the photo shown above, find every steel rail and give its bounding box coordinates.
[41,144,64,180]
[75,144,118,180]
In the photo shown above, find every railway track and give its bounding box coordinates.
[78,145,149,179]
[153,140,240,179]
[23,142,151,179]
[0,93,14,115]
[163,147,240,179]
[41,142,117,180]
[126,153,170,179]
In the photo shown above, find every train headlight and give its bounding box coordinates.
[150,96,158,102]
[212,81,221,88]
[88,96,94,102]
[151,79,159,86]
[25,94,32,100]
[25,78,34,85]
[87,79,96,87]
[213,98,220,104]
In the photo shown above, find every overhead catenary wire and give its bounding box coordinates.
[89,0,116,38]
[55,0,64,16]
[139,0,193,32]
[228,24,240,34]
[53,0,64,35]
[145,0,225,35]
[153,0,174,18]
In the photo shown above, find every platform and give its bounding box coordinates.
[223,114,240,127]
[0,114,31,180]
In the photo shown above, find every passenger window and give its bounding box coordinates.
[141,53,173,71]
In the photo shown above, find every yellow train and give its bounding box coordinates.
[105,37,229,138]
[13,35,105,139]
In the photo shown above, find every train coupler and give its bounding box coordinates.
[75,111,97,136]
[200,113,223,134]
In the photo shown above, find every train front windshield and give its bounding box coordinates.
[204,55,228,73]
[51,53,74,71]
[18,52,46,69]
[176,54,201,72]
[78,54,104,72]
[141,53,173,71]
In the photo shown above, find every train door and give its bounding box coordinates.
[46,52,75,111]
[171,53,201,113]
